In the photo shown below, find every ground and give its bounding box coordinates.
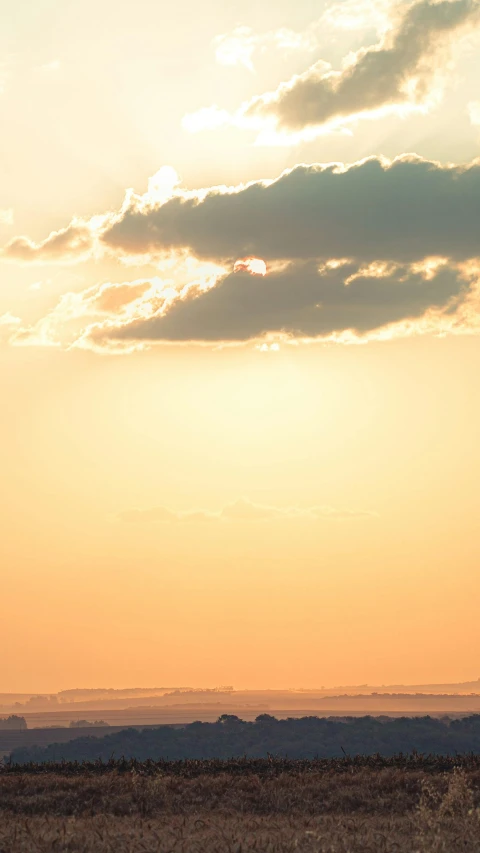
[1,758,480,851]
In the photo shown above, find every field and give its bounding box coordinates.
[8,707,471,730]
[1,756,480,851]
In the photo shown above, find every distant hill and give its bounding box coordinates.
[8,714,480,764]
[2,681,480,715]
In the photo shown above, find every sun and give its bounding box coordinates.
[234,257,267,276]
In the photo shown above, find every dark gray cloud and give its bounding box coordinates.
[244,0,479,130]
[94,259,471,344]
[102,156,480,265]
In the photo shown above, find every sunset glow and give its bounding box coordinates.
[234,257,267,276]
[1,0,480,698]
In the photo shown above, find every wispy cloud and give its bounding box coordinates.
[0,62,11,96]
[117,498,378,524]
[212,0,392,72]
[0,312,22,344]
[467,99,480,124]
[39,60,61,72]
[213,26,318,73]
[0,209,13,226]
[28,279,51,291]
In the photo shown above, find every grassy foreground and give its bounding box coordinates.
[1,757,480,851]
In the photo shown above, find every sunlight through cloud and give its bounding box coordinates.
[234,257,267,276]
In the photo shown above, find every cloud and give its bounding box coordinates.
[211,0,393,75]
[213,25,318,73]
[5,154,480,351]
[117,506,219,523]
[7,151,480,351]
[28,279,51,291]
[0,312,22,343]
[18,256,477,353]
[319,0,392,33]
[0,63,10,96]
[39,60,61,72]
[220,498,378,520]
[10,261,227,351]
[101,155,480,266]
[7,154,480,269]
[89,258,476,346]
[10,276,175,349]
[2,223,94,264]
[467,99,480,124]
[0,209,13,226]
[182,105,232,134]
[187,0,479,142]
[117,498,378,524]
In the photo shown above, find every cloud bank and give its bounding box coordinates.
[5,154,480,351]
[6,155,480,269]
[101,156,480,266]
[102,260,473,345]
[11,256,478,352]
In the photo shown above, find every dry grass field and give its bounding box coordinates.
[1,757,480,851]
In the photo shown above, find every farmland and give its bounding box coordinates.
[1,756,480,851]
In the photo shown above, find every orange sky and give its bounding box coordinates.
[1,0,480,693]
[1,335,479,692]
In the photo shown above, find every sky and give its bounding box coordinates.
[1,0,480,693]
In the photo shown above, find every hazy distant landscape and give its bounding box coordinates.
[3,680,480,719]
[2,680,480,765]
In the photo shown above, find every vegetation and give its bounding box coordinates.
[0,715,27,730]
[69,719,110,728]
[8,713,480,764]
[1,758,480,851]
[6,717,480,849]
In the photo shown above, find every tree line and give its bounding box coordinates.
[0,716,27,730]
[8,714,480,763]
